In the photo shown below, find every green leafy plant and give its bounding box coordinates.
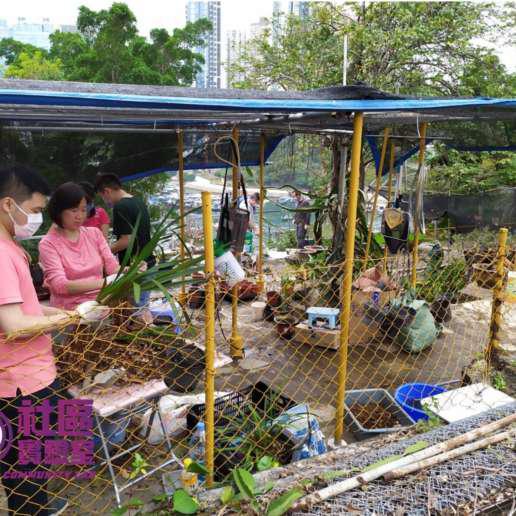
[492,371,507,392]
[173,489,200,515]
[415,401,442,433]
[129,452,150,479]
[97,207,203,305]
[417,258,468,303]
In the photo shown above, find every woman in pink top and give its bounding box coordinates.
[79,180,110,239]
[39,182,120,310]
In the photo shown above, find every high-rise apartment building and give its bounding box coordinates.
[186,1,221,89]
[226,29,246,87]
[0,18,77,51]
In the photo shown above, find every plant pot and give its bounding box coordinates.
[238,280,259,302]
[266,291,282,308]
[188,287,205,309]
[472,262,499,289]
[276,322,294,340]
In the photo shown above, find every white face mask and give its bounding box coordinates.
[8,201,43,240]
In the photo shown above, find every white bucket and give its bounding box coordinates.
[250,301,266,322]
[215,251,245,287]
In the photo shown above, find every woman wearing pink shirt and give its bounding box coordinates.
[39,182,119,311]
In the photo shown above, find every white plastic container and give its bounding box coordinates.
[215,251,245,287]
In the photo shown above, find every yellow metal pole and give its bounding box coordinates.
[486,227,508,363]
[411,122,428,289]
[177,130,187,306]
[257,133,266,292]
[383,141,396,270]
[201,191,216,486]
[335,112,364,444]
[363,127,390,271]
[230,126,244,359]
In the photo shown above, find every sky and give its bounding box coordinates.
[0,0,514,72]
[0,0,273,37]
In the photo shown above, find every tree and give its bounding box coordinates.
[231,2,515,97]
[4,51,64,81]
[0,38,46,65]
[0,2,214,201]
[45,3,212,86]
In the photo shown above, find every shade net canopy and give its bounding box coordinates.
[0,79,515,183]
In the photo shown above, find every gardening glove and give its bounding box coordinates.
[106,273,119,285]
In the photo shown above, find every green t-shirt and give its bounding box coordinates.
[112,196,155,267]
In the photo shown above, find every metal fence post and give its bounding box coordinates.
[230,126,244,359]
[177,130,187,306]
[257,133,266,293]
[335,112,364,444]
[486,227,508,363]
[411,122,428,289]
[201,191,216,486]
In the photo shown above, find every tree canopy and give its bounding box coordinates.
[1,2,212,86]
[228,1,516,192]
[0,2,213,190]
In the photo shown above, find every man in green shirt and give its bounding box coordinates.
[95,173,154,322]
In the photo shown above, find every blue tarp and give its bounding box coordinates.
[0,88,515,112]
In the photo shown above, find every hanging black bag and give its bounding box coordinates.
[215,139,250,254]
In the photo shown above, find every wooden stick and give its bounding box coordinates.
[384,429,514,480]
[292,413,516,510]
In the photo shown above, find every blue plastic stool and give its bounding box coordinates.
[306,307,340,329]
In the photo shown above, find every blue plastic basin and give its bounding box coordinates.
[394,383,446,422]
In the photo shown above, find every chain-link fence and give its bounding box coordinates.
[1,216,514,514]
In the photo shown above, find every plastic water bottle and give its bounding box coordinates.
[190,421,206,482]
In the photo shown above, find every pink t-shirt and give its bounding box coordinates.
[83,207,110,231]
[39,226,119,310]
[0,237,57,397]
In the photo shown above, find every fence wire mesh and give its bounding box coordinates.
[0,222,514,514]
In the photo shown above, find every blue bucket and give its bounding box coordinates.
[394,383,446,422]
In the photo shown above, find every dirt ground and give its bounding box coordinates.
[1,280,513,515]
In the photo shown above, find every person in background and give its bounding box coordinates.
[0,164,71,515]
[292,190,310,249]
[95,173,154,323]
[79,181,110,240]
[239,192,260,232]
[38,182,120,311]
[239,192,260,256]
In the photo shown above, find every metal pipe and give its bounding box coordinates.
[230,126,244,360]
[383,141,396,270]
[411,122,428,289]
[257,133,266,293]
[363,127,390,271]
[201,191,216,486]
[334,112,364,444]
[177,130,187,306]
[486,227,508,362]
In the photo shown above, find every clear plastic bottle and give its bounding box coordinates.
[190,421,206,482]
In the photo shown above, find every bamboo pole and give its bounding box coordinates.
[486,227,508,362]
[363,127,390,271]
[229,126,244,360]
[334,112,364,444]
[411,122,428,289]
[383,141,396,271]
[384,429,514,480]
[201,191,216,486]
[177,130,187,306]
[295,412,516,510]
[257,133,266,293]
